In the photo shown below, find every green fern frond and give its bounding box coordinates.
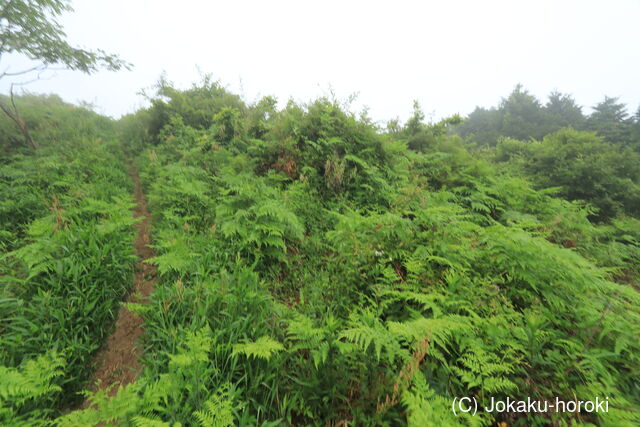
[0,352,64,406]
[387,316,470,350]
[232,336,284,360]
[340,311,406,363]
[193,385,236,427]
[56,382,144,427]
[130,415,172,427]
[402,371,484,427]
[169,327,212,368]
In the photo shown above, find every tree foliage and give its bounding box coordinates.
[455,84,639,151]
[0,0,127,73]
[0,0,128,149]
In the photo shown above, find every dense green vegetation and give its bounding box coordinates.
[0,95,137,419]
[456,86,640,222]
[1,81,639,426]
[456,85,640,151]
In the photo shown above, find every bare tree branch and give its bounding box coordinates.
[0,64,47,79]
[0,84,37,149]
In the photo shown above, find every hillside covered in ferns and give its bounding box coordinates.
[1,81,639,426]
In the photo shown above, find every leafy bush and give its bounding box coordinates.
[496,128,640,221]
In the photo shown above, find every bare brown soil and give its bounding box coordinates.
[82,166,156,405]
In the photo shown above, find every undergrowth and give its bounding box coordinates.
[1,86,639,426]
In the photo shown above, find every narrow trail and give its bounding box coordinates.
[82,166,156,404]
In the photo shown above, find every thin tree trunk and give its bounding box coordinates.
[0,97,38,149]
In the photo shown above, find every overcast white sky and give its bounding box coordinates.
[2,0,639,124]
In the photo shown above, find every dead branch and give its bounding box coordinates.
[0,84,37,149]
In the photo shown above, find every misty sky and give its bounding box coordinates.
[2,0,639,124]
